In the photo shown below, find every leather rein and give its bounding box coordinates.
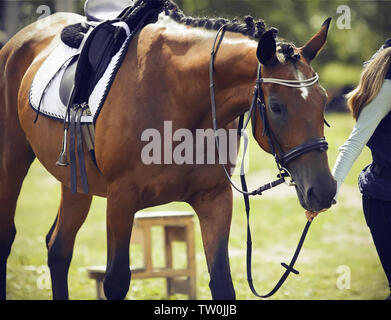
[209,26,329,298]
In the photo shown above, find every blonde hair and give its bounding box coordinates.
[347,47,391,120]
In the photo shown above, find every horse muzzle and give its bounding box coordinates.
[288,153,337,212]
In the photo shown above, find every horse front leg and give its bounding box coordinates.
[103,182,137,300]
[46,184,92,300]
[189,186,236,300]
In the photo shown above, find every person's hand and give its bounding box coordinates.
[305,199,336,221]
[305,208,327,222]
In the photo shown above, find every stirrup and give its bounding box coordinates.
[56,127,69,167]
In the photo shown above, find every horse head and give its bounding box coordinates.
[251,18,336,212]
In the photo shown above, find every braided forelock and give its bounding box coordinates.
[278,42,301,62]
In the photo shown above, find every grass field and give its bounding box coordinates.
[5,113,390,300]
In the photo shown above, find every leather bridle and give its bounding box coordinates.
[252,62,329,172]
[209,26,329,298]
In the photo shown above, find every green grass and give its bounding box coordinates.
[6,113,389,300]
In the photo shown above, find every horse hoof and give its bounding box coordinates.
[103,271,131,300]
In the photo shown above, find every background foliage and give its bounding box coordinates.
[1,0,390,87]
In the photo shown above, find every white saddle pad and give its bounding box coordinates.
[29,21,133,124]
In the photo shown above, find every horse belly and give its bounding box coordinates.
[134,163,229,209]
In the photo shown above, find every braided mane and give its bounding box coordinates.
[162,1,300,61]
[162,0,266,40]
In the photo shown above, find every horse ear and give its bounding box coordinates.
[300,17,332,62]
[257,29,278,66]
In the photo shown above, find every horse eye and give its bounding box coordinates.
[269,102,282,114]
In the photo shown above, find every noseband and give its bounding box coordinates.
[209,26,329,298]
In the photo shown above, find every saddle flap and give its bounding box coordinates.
[59,56,78,107]
[87,24,118,70]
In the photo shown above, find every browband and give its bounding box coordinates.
[257,73,319,88]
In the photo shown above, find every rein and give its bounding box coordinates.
[210,26,328,298]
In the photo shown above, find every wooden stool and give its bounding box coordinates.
[87,211,196,300]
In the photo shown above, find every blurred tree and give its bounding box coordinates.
[171,0,391,86]
[55,0,77,13]
[0,0,83,40]
[173,0,390,65]
[0,0,55,37]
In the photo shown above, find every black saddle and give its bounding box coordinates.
[55,0,165,195]
[59,0,164,109]
[59,20,125,107]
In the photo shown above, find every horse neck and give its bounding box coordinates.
[168,30,259,129]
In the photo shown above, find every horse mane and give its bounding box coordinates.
[162,0,266,40]
[162,1,300,62]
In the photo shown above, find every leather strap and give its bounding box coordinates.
[282,138,328,166]
[241,169,312,298]
[69,107,78,194]
[76,107,89,194]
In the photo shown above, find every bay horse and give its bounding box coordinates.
[0,5,336,300]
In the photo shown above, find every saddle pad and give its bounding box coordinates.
[29,21,133,124]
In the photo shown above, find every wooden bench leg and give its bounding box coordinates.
[89,213,197,300]
[166,277,195,298]
[186,222,197,300]
[96,279,105,300]
[164,225,197,299]
[188,275,197,300]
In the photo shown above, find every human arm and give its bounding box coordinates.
[306,79,391,221]
[332,79,391,199]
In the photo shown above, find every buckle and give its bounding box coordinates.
[277,168,296,187]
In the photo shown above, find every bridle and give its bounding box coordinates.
[210,26,329,298]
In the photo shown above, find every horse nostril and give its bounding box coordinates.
[306,186,325,211]
[306,187,318,203]
[306,184,335,211]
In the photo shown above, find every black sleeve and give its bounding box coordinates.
[386,64,391,80]
[385,39,391,80]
